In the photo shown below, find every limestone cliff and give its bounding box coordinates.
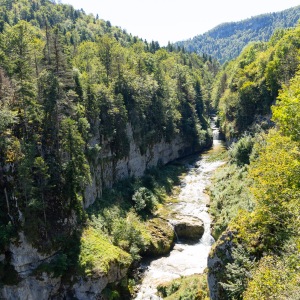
[84,124,211,208]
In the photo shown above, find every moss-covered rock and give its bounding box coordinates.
[144,218,175,257]
[78,227,132,277]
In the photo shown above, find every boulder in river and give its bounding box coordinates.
[171,216,204,242]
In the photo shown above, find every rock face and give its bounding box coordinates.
[9,232,57,275]
[2,269,128,300]
[71,264,128,300]
[1,274,61,300]
[0,232,131,300]
[171,216,205,242]
[84,124,208,208]
[207,229,235,300]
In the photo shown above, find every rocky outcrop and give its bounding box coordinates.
[145,218,175,256]
[171,216,205,242]
[71,263,129,300]
[207,229,236,300]
[1,266,129,300]
[8,232,57,275]
[1,274,61,300]
[1,232,60,299]
[1,232,131,300]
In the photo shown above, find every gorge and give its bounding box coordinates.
[135,119,225,299]
[1,0,300,299]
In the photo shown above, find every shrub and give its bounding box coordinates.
[111,212,150,260]
[220,245,255,299]
[229,134,254,166]
[157,274,209,300]
[132,187,158,213]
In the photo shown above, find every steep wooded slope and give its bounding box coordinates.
[208,23,300,300]
[0,0,216,297]
[176,5,300,63]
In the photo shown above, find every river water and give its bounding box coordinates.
[135,119,225,300]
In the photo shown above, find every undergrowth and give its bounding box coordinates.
[157,274,210,300]
[209,163,254,240]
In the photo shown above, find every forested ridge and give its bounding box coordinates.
[176,5,300,63]
[0,0,217,296]
[208,22,300,299]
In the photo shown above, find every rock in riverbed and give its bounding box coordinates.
[171,216,204,242]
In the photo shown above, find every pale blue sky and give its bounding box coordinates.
[60,0,300,46]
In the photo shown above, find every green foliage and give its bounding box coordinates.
[229,134,254,166]
[78,226,132,276]
[247,130,300,252]
[111,213,149,260]
[102,288,120,300]
[0,223,15,251]
[213,24,300,140]
[35,253,69,278]
[209,162,253,239]
[157,274,209,300]
[272,71,300,141]
[207,12,300,300]
[132,187,158,213]
[214,130,300,298]
[213,129,300,297]
[60,117,91,209]
[95,208,151,260]
[243,247,300,300]
[220,245,255,300]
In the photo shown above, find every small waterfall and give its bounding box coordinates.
[211,114,224,142]
[169,221,179,242]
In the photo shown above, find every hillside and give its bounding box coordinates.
[207,22,300,299]
[176,5,300,63]
[0,0,217,298]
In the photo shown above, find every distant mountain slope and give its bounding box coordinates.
[176,6,300,63]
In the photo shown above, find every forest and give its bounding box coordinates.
[176,5,300,63]
[0,0,218,297]
[1,0,300,299]
[208,21,300,299]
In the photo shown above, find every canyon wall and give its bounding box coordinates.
[84,124,210,208]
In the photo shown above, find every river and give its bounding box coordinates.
[135,118,225,299]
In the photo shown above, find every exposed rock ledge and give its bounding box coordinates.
[1,232,130,300]
[170,216,205,242]
[9,232,57,276]
[207,229,236,300]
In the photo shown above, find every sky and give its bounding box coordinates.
[60,0,300,46]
